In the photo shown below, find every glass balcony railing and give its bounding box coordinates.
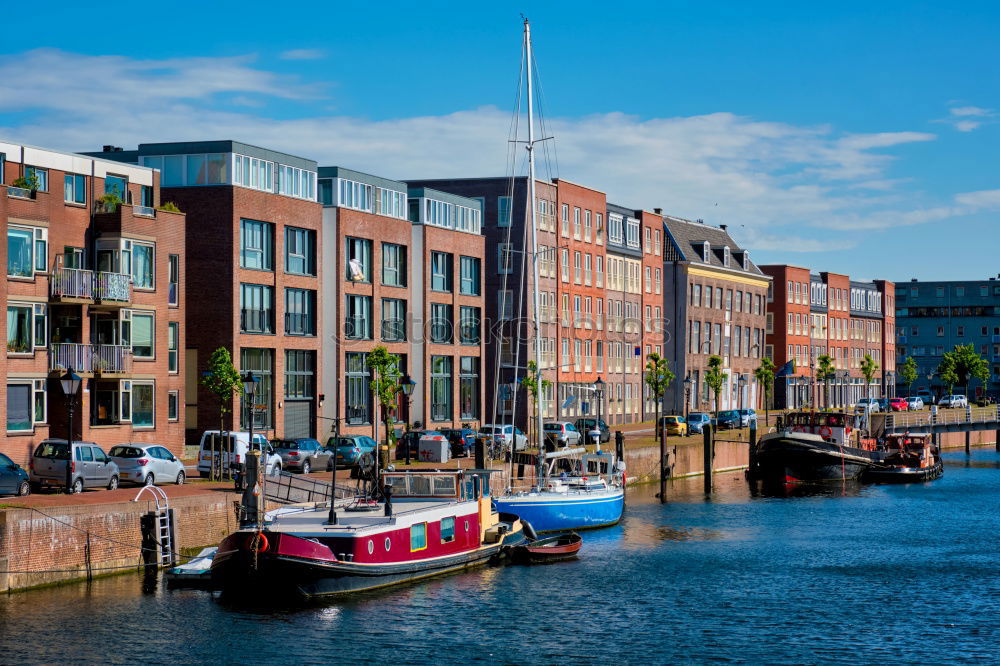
[94,272,132,303]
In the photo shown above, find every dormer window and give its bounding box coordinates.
[742,250,750,271]
[722,246,730,267]
[701,241,710,261]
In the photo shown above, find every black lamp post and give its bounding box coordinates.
[683,375,693,422]
[400,374,416,465]
[60,367,82,493]
[594,376,605,447]
[241,371,259,492]
[738,373,747,412]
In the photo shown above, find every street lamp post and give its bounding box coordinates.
[241,371,259,493]
[738,373,747,412]
[400,374,416,465]
[683,375,693,422]
[594,376,605,450]
[60,367,82,493]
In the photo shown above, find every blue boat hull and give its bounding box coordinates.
[494,490,624,533]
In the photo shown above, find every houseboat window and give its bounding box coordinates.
[410,475,432,496]
[827,414,846,427]
[384,475,408,496]
[367,539,374,555]
[384,537,391,552]
[410,523,427,551]
[441,517,455,543]
[433,476,457,496]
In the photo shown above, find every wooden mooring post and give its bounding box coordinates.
[965,430,971,455]
[748,422,758,479]
[703,425,713,494]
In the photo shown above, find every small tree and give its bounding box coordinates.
[860,354,879,403]
[704,355,727,420]
[201,347,243,481]
[520,360,551,446]
[899,357,918,396]
[945,343,990,398]
[645,352,675,441]
[937,354,959,395]
[816,354,836,409]
[367,346,402,469]
[754,357,776,427]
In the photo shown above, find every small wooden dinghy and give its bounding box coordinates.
[511,532,582,564]
[165,547,217,587]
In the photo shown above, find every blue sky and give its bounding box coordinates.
[2,1,998,281]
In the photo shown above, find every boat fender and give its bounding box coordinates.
[818,426,832,439]
[246,532,269,553]
[522,520,538,542]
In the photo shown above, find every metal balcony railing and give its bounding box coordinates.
[93,344,132,374]
[50,268,95,300]
[50,343,94,373]
[241,308,274,334]
[95,272,132,303]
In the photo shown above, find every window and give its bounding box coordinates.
[167,322,179,373]
[131,382,154,428]
[131,311,154,358]
[285,288,316,336]
[8,226,47,277]
[574,252,582,283]
[410,523,428,551]
[430,356,453,421]
[561,249,569,282]
[25,166,49,192]
[498,196,511,227]
[7,303,47,354]
[626,217,640,248]
[240,348,273,429]
[167,390,179,421]
[168,254,180,306]
[240,284,274,334]
[460,357,479,420]
[561,204,569,236]
[596,256,604,287]
[345,295,373,340]
[318,179,333,205]
[6,380,46,432]
[240,219,274,271]
[584,210,592,242]
[345,237,372,282]
[460,256,481,296]
[345,352,371,424]
[132,242,154,289]
[285,227,316,276]
[378,187,407,220]
[497,244,513,276]
[64,174,85,204]
[285,350,315,399]
[441,516,456,543]
[459,306,480,345]
[379,298,407,342]
[431,252,454,291]
[573,207,582,239]
[430,304,454,343]
[609,214,624,244]
[382,243,406,287]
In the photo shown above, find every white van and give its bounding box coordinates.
[196,431,282,478]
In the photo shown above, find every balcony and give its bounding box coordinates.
[132,205,155,218]
[6,186,34,199]
[49,343,132,375]
[94,272,132,305]
[50,268,95,301]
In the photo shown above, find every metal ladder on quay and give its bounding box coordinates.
[133,485,176,567]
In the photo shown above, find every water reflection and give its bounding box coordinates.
[749,480,867,499]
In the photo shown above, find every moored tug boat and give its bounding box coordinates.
[863,433,943,483]
[211,469,525,599]
[753,411,876,484]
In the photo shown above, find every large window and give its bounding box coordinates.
[459,306,480,345]
[240,348,273,429]
[8,226,46,277]
[25,166,48,192]
[338,178,373,212]
[240,284,275,334]
[381,298,406,342]
[345,352,371,424]
[64,174,85,204]
[285,288,316,336]
[131,311,154,358]
[168,322,179,373]
[285,350,315,399]
[382,243,406,287]
[132,382,154,428]
[345,295,372,340]
[459,256,480,296]
[430,356,453,422]
[346,237,371,282]
[498,196,511,227]
[240,219,274,271]
[7,303,46,354]
[105,174,128,200]
[168,391,179,421]
[431,252,453,292]
[459,356,479,420]
[498,244,513,275]
[168,254,179,306]
[285,227,316,276]
[378,187,407,220]
[132,242,154,289]
[7,380,46,432]
[430,304,453,343]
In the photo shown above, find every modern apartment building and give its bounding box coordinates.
[89,141,322,443]
[2,140,185,464]
[662,217,770,415]
[894,277,1000,398]
[761,264,896,408]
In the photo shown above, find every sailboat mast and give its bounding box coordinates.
[524,19,546,486]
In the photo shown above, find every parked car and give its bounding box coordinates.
[714,410,741,430]
[440,428,478,457]
[975,395,995,407]
[272,438,332,474]
[543,421,582,449]
[0,452,30,497]
[916,389,936,405]
[876,398,890,412]
[660,415,688,436]
[326,435,378,468]
[686,412,712,434]
[737,409,758,427]
[197,430,279,478]
[109,444,186,486]
[480,424,527,451]
[29,440,119,494]
[889,397,909,412]
[905,396,925,411]
[854,398,879,415]
[939,394,968,409]
[574,418,610,443]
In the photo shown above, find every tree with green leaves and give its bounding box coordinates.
[936,354,959,395]
[704,355,727,419]
[520,360,551,446]
[645,352,675,441]
[860,353,880,404]
[816,354,836,409]
[367,346,402,470]
[942,343,990,397]
[201,347,243,481]
[899,357,918,397]
[754,357,776,427]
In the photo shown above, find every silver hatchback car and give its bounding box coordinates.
[109,444,186,486]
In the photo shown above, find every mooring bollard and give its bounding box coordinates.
[474,436,486,469]
[703,425,713,494]
[748,422,758,479]
[140,511,158,589]
[965,430,971,455]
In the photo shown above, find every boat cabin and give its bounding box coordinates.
[382,469,495,503]
[785,411,856,445]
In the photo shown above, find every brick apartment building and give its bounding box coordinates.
[761,264,895,408]
[662,216,770,415]
[1,140,186,464]
[639,209,666,419]
[605,203,644,424]
[89,141,322,443]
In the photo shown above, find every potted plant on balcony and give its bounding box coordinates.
[10,173,39,198]
[96,193,122,213]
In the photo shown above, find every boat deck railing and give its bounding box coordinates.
[265,471,356,505]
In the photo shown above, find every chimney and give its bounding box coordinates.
[719,224,728,231]
[102,145,123,153]
[911,278,917,282]
[695,218,704,224]
[654,208,662,214]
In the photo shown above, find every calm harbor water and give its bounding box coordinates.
[3,450,1000,665]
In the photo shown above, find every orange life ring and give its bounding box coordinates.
[818,426,833,439]
[246,532,269,553]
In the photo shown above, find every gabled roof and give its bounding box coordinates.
[662,214,765,277]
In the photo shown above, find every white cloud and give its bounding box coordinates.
[935,103,996,132]
[279,48,325,61]
[0,49,990,251]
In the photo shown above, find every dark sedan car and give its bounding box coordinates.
[574,418,610,443]
[713,410,741,430]
[440,428,477,457]
[0,452,30,497]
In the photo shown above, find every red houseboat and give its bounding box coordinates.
[211,469,526,599]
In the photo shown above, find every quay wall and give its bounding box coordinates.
[623,440,748,484]
[0,491,241,593]
[938,431,997,449]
